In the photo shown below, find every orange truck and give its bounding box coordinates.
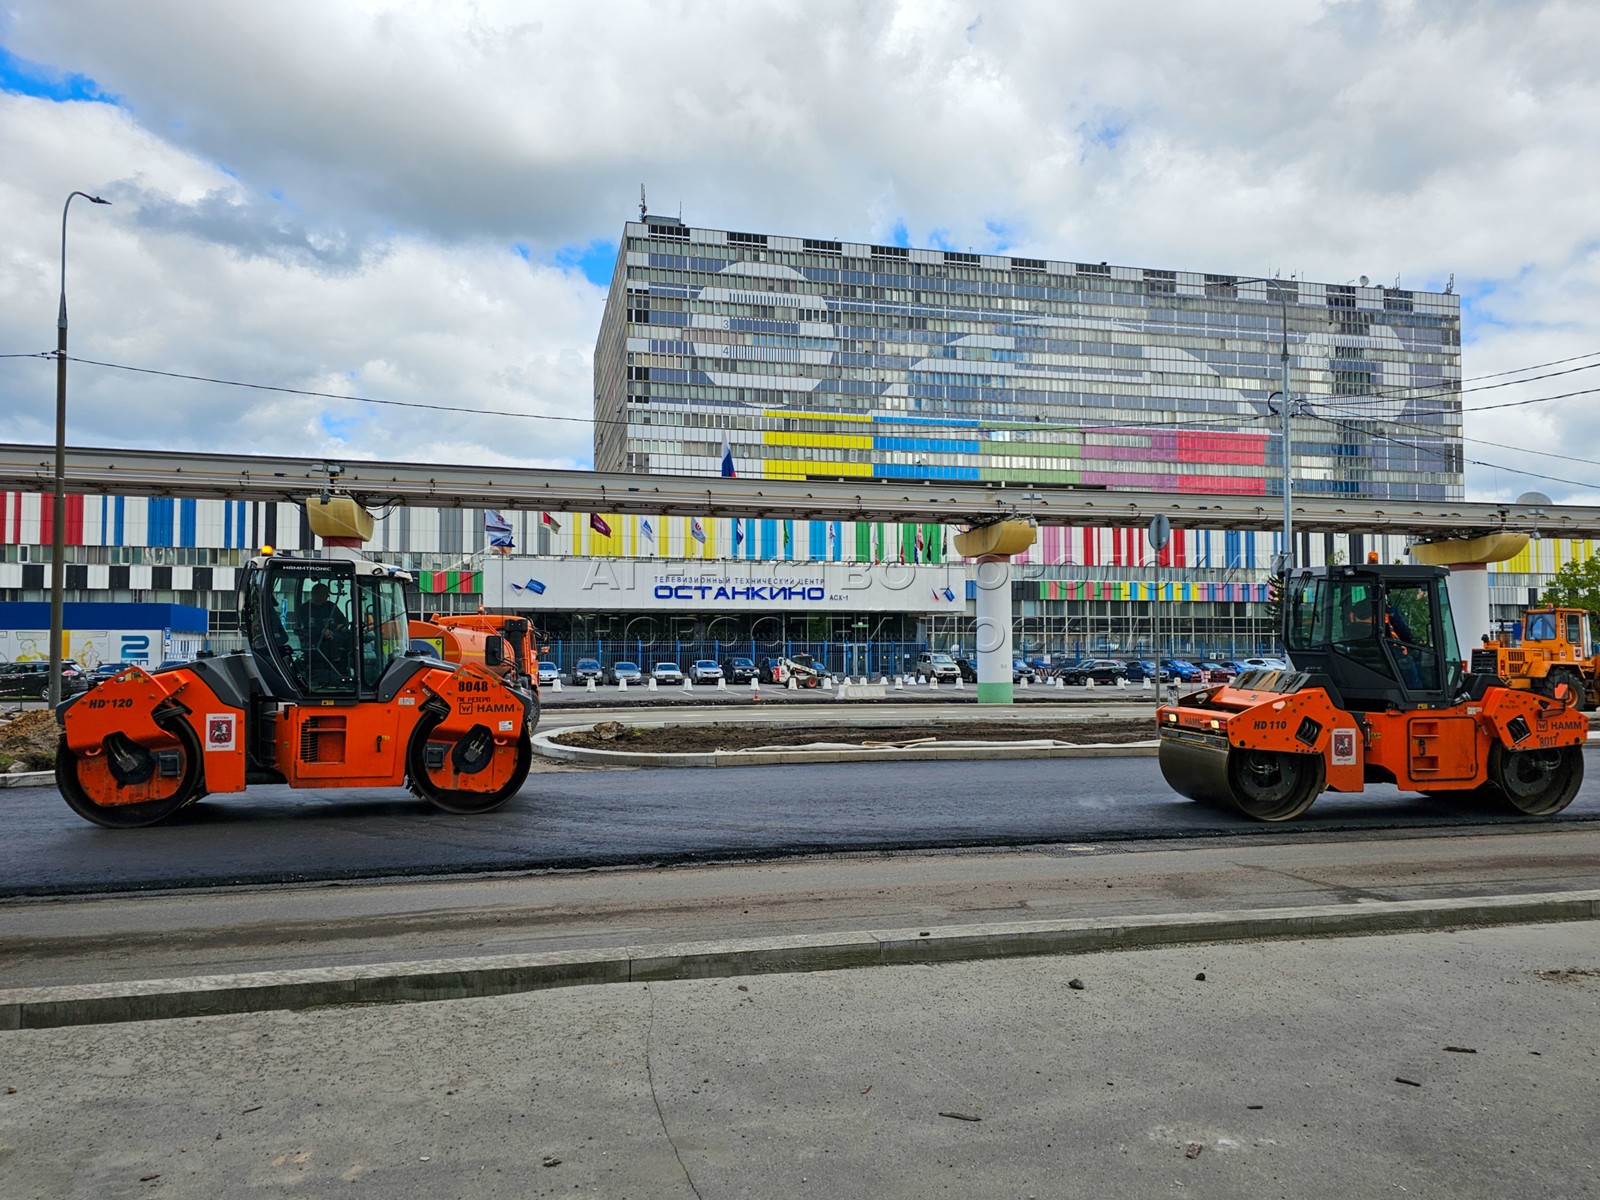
[410,612,538,685]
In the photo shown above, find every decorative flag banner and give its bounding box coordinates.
[509,579,547,595]
[782,521,792,553]
[589,513,612,537]
[915,525,925,562]
[541,511,562,532]
[826,523,837,550]
[484,509,514,549]
[690,517,707,544]
[733,520,744,549]
[942,586,956,602]
[720,432,736,478]
[641,518,655,542]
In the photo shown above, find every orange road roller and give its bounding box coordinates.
[56,551,536,827]
[1158,564,1586,821]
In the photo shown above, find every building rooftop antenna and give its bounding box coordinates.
[639,184,648,221]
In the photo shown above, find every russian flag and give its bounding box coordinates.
[720,431,736,478]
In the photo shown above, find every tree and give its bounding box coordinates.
[1540,554,1600,619]
[1263,571,1285,631]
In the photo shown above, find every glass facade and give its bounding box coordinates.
[594,218,1463,501]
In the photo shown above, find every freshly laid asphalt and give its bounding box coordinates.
[5,755,1600,896]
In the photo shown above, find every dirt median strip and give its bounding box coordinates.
[554,718,1157,753]
[4,890,1596,1030]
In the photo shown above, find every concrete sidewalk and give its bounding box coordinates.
[3,920,1596,1199]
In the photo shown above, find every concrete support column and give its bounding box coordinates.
[953,520,1036,708]
[1410,532,1530,659]
[973,554,1013,705]
[1444,562,1491,652]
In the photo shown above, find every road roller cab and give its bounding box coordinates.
[1157,564,1587,821]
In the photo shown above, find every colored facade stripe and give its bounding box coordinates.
[765,431,873,450]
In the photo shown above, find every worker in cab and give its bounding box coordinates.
[301,582,352,682]
[1343,595,1422,687]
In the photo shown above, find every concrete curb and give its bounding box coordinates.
[4,889,1596,1030]
[0,771,52,789]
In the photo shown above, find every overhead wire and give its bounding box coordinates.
[0,350,1280,439]
[1307,403,1600,471]
[2,346,1595,458]
[1305,411,1600,494]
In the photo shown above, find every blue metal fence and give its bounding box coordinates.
[536,637,1286,676]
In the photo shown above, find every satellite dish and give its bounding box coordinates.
[1359,275,1369,287]
[1516,491,1553,508]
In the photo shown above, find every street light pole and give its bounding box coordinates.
[1226,275,1296,573]
[50,190,111,707]
[1272,280,1293,573]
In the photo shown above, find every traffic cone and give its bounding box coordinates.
[1021,677,1030,689]
[894,675,904,690]
[647,677,657,691]
[787,676,797,691]
[1086,677,1095,689]
[553,677,563,692]
[930,676,939,690]
[1053,677,1063,689]
[618,678,627,691]
[954,676,964,689]
[822,676,834,690]
[586,678,596,693]
[717,678,727,690]
[683,677,693,693]
[1142,677,1151,690]
[752,679,761,702]
[1117,677,1127,689]
[878,676,888,686]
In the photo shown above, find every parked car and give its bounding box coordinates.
[0,659,88,699]
[1197,661,1236,682]
[651,661,685,685]
[88,662,130,683]
[569,657,604,686]
[1161,658,1205,682]
[756,657,788,685]
[1060,658,1126,686]
[608,661,643,685]
[536,662,561,687]
[688,659,724,685]
[1120,659,1171,683]
[722,657,758,684]
[913,652,961,682]
[1012,658,1037,683]
[954,656,979,682]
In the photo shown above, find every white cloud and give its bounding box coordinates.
[3,0,1600,497]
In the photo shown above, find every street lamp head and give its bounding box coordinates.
[87,196,111,205]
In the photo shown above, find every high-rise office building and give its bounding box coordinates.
[594,216,1462,501]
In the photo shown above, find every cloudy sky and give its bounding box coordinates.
[3,0,1600,502]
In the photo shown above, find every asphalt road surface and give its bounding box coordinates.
[5,756,1598,896]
